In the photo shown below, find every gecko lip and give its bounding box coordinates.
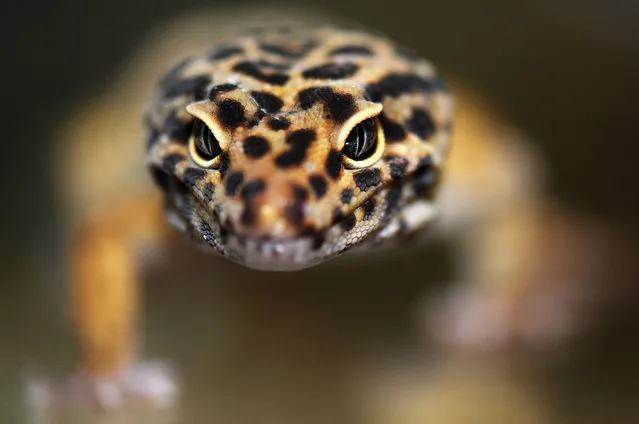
[225,235,323,271]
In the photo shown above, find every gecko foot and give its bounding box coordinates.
[26,361,179,416]
[420,284,584,353]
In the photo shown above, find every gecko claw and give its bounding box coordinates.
[25,361,179,418]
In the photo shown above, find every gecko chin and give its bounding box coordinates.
[224,235,325,271]
[188,207,329,271]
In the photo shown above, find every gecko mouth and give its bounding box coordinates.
[225,234,324,271]
[190,186,394,271]
[185,193,327,271]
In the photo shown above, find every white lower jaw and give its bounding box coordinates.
[225,236,323,271]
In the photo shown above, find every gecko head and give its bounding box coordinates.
[150,83,396,270]
[146,28,452,271]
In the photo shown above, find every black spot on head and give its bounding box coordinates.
[366,73,434,101]
[329,45,374,56]
[259,41,316,58]
[251,91,284,113]
[183,168,207,186]
[209,46,244,60]
[217,99,246,129]
[325,149,343,180]
[219,152,230,179]
[413,157,438,196]
[164,75,212,100]
[298,87,323,110]
[302,63,359,80]
[243,136,271,159]
[225,172,244,196]
[379,114,407,142]
[275,130,316,168]
[363,198,376,220]
[287,129,316,149]
[162,112,193,143]
[324,92,356,123]
[240,179,266,199]
[233,61,289,86]
[406,108,436,139]
[161,153,185,173]
[298,87,356,123]
[386,185,403,215]
[275,150,306,168]
[309,175,328,199]
[341,214,357,231]
[268,117,290,131]
[385,156,409,179]
[340,189,353,204]
[354,169,382,191]
[203,182,215,202]
[208,83,238,100]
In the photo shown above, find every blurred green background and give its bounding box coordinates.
[1,0,638,423]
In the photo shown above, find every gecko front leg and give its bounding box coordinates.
[30,193,178,411]
[418,87,595,352]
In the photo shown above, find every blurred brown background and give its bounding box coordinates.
[1,0,638,423]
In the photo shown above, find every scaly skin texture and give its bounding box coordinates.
[144,27,453,270]
[44,9,596,414]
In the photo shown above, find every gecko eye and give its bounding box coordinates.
[189,119,222,167]
[341,117,385,168]
[343,118,377,159]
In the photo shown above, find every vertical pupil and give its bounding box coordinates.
[355,124,366,156]
[344,118,377,159]
[195,120,220,160]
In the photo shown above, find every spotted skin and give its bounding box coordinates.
[145,27,453,270]
[51,13,579,413]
